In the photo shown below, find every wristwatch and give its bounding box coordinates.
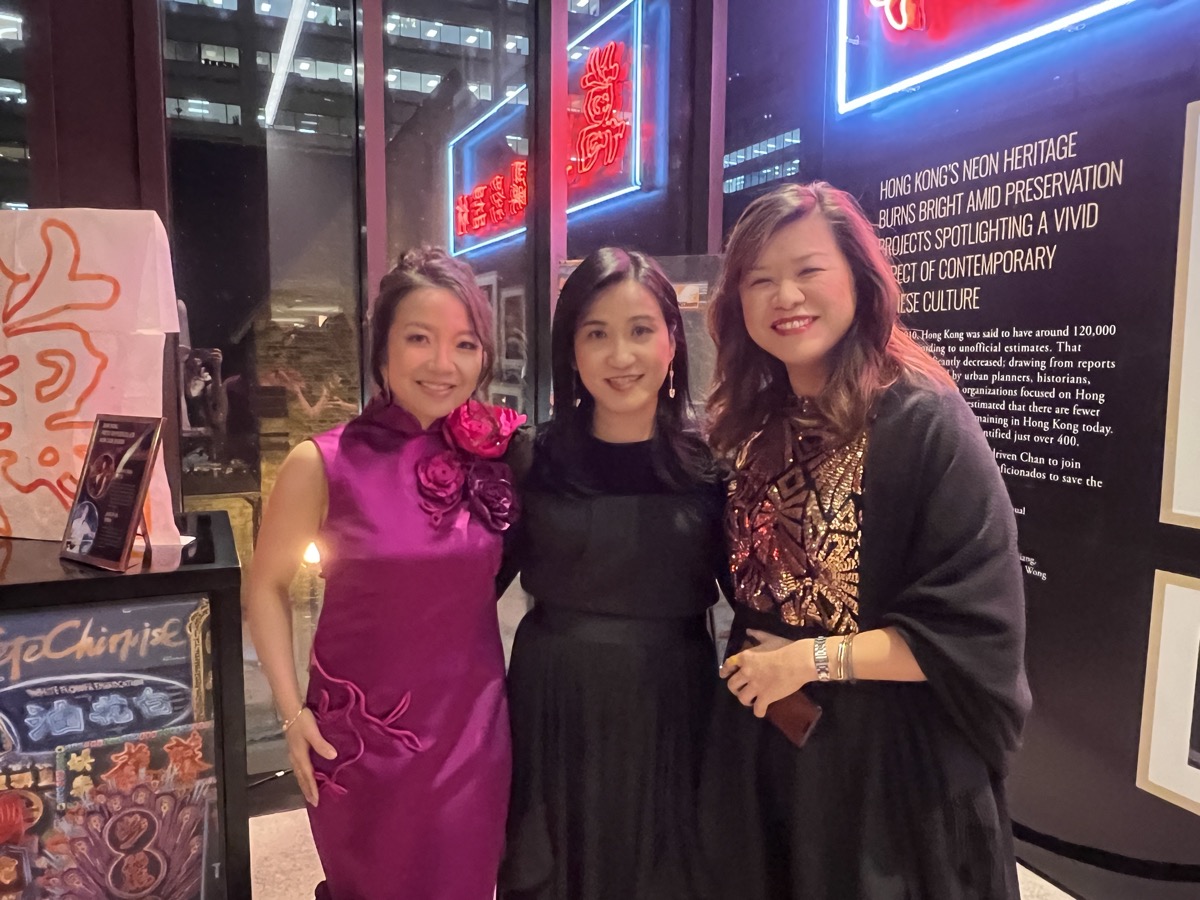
[813,635,831,682]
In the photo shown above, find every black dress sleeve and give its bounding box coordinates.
[712,481,737,604]
[495,425,536,598]
[877,387,1032,775]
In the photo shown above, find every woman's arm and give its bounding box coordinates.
[243,441,337,805]
[720,627,925,718]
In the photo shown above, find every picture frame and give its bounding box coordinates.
[1137,570,1200,816]
[1162,100,1200,528]
[60,415,164,572]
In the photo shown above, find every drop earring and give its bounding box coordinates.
[667,363,676,400]
[573,372,582,408]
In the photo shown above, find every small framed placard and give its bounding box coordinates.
[60,414,164,571]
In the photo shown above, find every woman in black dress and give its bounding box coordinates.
[498,248,726,900]
[701,182,1031,899]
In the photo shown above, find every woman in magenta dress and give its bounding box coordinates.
[246,247,523,899]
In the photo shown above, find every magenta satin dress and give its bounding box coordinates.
[306,398,511,900]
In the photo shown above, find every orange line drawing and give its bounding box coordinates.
[0,218,124,537]
[1,218,122,327]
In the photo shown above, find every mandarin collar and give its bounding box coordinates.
[361,395,448,436]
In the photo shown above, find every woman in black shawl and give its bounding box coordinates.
[701,182,1031,899]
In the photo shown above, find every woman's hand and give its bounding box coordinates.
[286,710,338,807]
[719,629,815,718]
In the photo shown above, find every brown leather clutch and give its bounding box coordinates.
[765,689,822,747]
[735,632,823,748]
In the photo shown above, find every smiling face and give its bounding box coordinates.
[739,212,858,397]
[381,286,483,428]
[573,279,675,440]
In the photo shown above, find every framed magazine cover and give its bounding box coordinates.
[60,414,163,571]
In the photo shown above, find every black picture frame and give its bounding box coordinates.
[61,414,164,572]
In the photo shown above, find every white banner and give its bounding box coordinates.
[0,209,180,544]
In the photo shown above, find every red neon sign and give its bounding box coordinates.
[870,0,926,32]
[574,41,629,176]
[456,159,528,237]
[455,40,631,238]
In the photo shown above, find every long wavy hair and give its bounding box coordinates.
[540,247,717,492]
[368,246,495,396]
[707,182,953,454]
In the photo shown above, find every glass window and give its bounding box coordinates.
[0,8,21,43]
[176,41,201,62]
[383,0,535,424]
[161,0,363,776]
[307,3,336,26]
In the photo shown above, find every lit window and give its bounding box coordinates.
[0,12,23,43]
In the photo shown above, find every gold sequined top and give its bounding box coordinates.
[726,408,866,634]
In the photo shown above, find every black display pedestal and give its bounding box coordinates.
[0,511,249,899]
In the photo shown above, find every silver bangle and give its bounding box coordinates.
[835,636,848,682]
[813,635,831,682]
[845,632,857,683]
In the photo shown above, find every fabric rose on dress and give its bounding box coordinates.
[466,461,519,532]
[444,400,527,459]
[415,450,467,527]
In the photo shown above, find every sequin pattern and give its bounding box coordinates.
[727,414,866,634]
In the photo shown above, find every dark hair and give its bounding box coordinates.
[541,247,717,492]
[368,246,495,395]
[707,181,954,454]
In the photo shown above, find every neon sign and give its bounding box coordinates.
[572,42,630,177]
[838,0,1139,114]
[455,160,529,237]
[869,0,925,32]
[455,40,629,239]
[448,0,644,256]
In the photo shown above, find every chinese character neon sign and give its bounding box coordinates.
[454,40,630,238]
[455,160,529,237]
[573,42,629,176]
[839,0,1138,114]
[448,0,644,256]
[869,0,925,32]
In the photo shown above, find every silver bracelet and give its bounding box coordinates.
[813,635,831,682]
[845,632,857,683]
[835,635,848,682]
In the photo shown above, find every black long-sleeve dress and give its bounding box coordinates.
[499,429,727,900]
[701,378,1032,900]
